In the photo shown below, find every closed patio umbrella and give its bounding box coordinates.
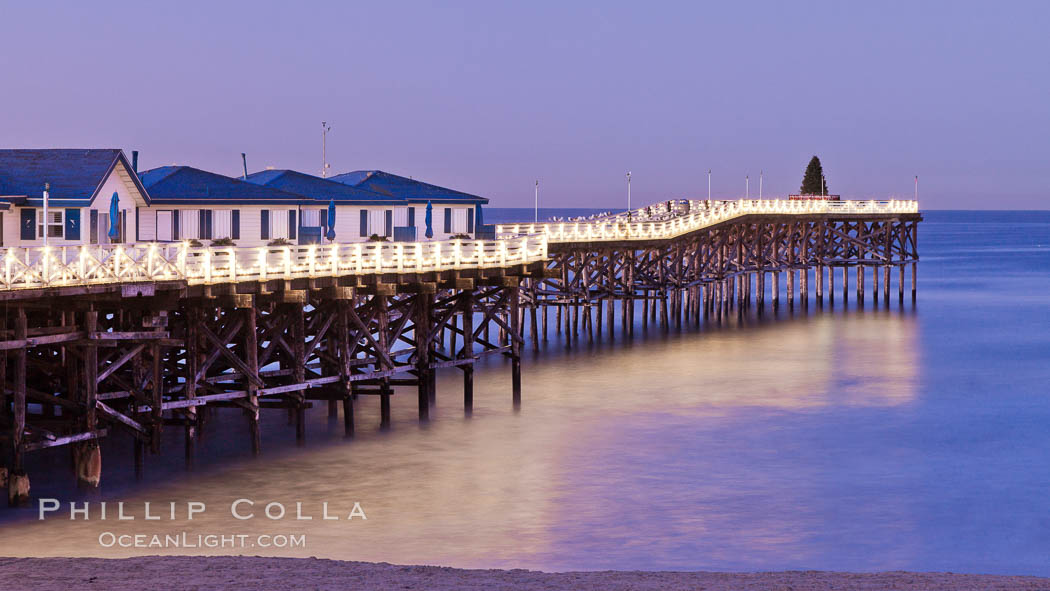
[424,201,433,239]
[107,192,120,241]
[326,198,336,241]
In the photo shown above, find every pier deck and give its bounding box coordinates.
[0,199,920,503]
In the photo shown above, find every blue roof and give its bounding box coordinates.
[329,170,488,204]
[244,169,405,205]
[140,166,308,205]
[0,149,147,206]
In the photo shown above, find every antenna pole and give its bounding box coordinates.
[321,121,331,178]
[626,171,632,212]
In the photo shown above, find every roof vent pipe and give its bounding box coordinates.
[131,150,139,174]
[241,153,248,180]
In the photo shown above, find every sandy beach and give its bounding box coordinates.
[1,556,1048,590]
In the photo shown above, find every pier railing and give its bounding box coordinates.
[0,235,549,291]
[497,199,919,243]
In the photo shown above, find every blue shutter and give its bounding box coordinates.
[121,210,127,243]
[199,210,214,240]
[385,210,392,237]
[65,208,81,241]
[288,210,297,240]
[360,210,368,237]
[467,208,474,234]
[173,211,180,240]
[320,208,328,233]
[90,210,99,244]
[444,208,452,233]
[19,209,35,241]
[407,207,415,228]
[232,210,240,239]
[261,210,269,240]
[135,208,140,242]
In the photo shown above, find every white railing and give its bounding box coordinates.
[497,199,919,243]
[0,235,549,291]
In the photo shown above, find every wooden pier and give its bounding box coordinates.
[0,199,919,504]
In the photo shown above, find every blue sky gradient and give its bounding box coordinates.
[1,1,1046,209]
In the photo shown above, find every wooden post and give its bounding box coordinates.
[898,264,905,302]
[873,262,880,304]
[151,343,163,454]
[816,265,824,303]
[829,265,835,304]
[184,306,199,465]
[244,303,261,455]
[0,314,7,424]
[911,261,917,300]
[291,303,306,443]
[79,310,100,489]
[857,265,865,304]
[462,291,474,413]
[8,308,28,506]
[842,265,849,302]
[786,269,794,307]
[757,272,765,309]
[377,294,392,428]
[641,291,648,330]
[772,271,780,308]
[530,303,539,351]
[510,285,522,406]
[883,265,891,304]
[542,305,548,342]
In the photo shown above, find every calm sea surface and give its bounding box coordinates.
[3,209,1050,575]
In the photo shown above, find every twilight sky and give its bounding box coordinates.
[1,1,1047,209]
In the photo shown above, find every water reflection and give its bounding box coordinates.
[1,309,919,571]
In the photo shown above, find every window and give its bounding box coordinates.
[270,209,289,239]
[213,210,232,239]
[452,208,467,233]
[368,210,386,237]
[301,209,320,227]
[157,211,173,241]
[179,210,199,239]
[38,210,63,239]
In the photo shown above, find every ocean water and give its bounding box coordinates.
[3,210,1050,576]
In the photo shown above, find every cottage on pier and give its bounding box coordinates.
[0,149,148,247]
[329,170,487,239]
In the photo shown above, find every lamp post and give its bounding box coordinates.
[759,170,763,199]
[42,182,50,246]
[746,175,749,199]
[915,175,919,201]
[534,180,539,223]
[321,121,331,178]
[708,169,711,201]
